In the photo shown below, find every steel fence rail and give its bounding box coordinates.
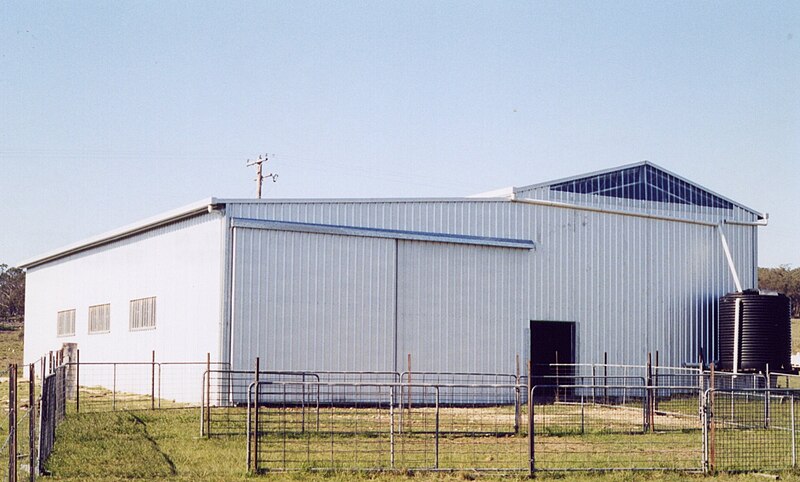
[247,381,529,473]
[201,369,323,437]
[202,369,526,437]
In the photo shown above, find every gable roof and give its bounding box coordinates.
[514,161,761,216]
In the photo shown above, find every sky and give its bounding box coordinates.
[1,1,798,268]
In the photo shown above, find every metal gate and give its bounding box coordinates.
[247,382,528,473]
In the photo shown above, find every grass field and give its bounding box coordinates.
[41,407,800,481]
[0,322,24,369]
[37,398,800,481]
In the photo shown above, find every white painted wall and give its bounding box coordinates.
[24,212,224,402]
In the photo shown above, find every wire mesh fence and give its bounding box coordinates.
[771,372,800,390]
[707,389,800,472]
[248,382,528,473]
[64,359,230,413]
[38,364,66,476]
[530,383,704,472]
[1,360,51,482]
[202,369,322,437]
[11,350,800,477]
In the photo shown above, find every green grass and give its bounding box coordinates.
[46,409,246,481]
[39,405,800,481]
[18,321,800,481]
[0,322,24,370]
[37,402,800,481]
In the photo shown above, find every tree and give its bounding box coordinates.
[0,264,25,323]
[758,265,800,318]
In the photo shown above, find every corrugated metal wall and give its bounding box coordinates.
[229,227,530,374]
[230,228,396,372]
[226,197,758,374]
[396,240,528,373]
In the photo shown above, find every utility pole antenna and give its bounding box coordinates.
[246,153,278,199]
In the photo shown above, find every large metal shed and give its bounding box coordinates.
[22,162,763,385]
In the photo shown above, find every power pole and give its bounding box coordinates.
[246,154,278,199]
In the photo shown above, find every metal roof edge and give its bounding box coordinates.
[19,196,516,269]
[513,161,763,218]
[215,197,512,204]
[19,197,221,269]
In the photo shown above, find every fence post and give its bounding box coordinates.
[113,363,117,411]
[252,357,260,473]
[205,353,211,437]
[389,386,395,469]
[528,382,534,476]
[709,363,716,473]
[300,374,306,434]
[654,350,659,412]
[765,363,771,429]
[702,386,708,473]
[157,363,162,410]
[29,363,36,482]
[603,351,608,404]
[9,363,17,482]
[792,394,796,468]
[514,354,520,434]
[150,350,155,410]
[246,382,251,472]
[407,353,412,412]
[75,349,80,414]
[644,351,653,432]
[698,355,704,420]
[434,387,439,469]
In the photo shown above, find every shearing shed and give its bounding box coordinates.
[21,162,763,400]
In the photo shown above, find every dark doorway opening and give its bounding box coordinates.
[530,320,576,399]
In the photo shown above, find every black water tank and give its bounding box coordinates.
[718,290,791,373]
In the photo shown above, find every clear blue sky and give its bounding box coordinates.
[1,1,798,268]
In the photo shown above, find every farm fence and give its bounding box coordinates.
[706,388,800,472]
[247,381,527,473]
[2,356,62,482]
[241,366,800,475]
[11,348,800,477]
[241,380,800,475]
